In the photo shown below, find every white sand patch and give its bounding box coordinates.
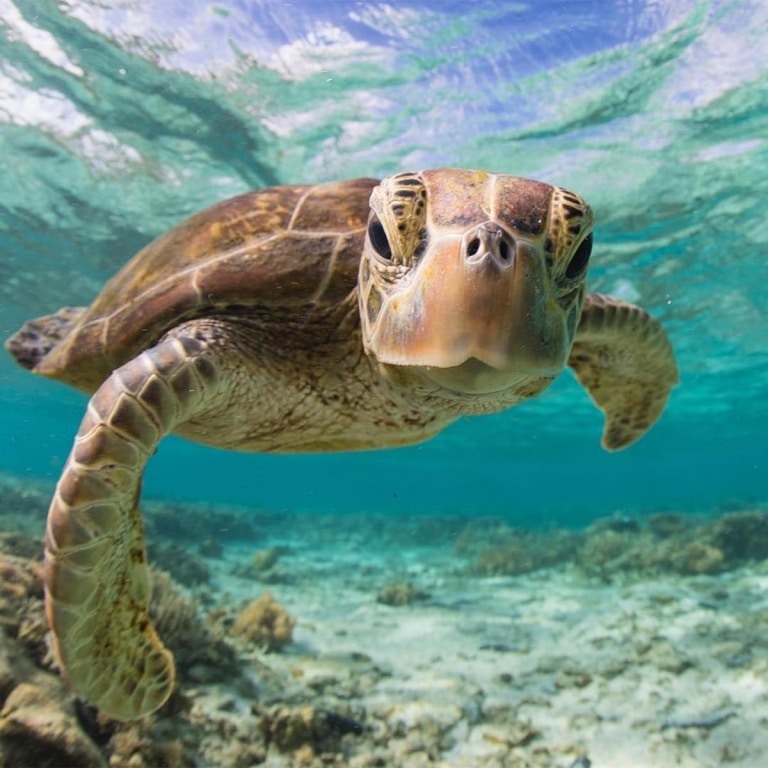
[194,536,768,767]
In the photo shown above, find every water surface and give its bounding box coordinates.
[1,0,766,519]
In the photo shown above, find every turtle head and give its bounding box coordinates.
[358,168,594,398]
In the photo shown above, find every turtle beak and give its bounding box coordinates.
[367,222,571,393]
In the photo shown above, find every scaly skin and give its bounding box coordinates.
[45,334,220,720]
[569,294,679,450]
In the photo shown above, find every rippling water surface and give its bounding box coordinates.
[1,0,766,518]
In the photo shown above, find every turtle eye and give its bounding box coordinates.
[565,233,592,279]
[368,217,393,261]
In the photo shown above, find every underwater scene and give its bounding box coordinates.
[1,1,767,766]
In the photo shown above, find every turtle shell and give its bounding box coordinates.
[36,178,378,391]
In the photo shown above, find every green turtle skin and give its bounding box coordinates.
[5,168,678,719]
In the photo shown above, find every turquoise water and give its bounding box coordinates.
[1,0,766,522]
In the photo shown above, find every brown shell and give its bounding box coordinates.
[37,178,378,389]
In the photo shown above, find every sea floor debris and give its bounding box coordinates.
[0,473,767,767]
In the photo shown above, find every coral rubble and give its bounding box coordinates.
[457,509,768,581]
[377,581,429,606]
[230,592,296,651]
[251,546,281,574]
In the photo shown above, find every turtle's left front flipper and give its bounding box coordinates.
[568,293,678,451]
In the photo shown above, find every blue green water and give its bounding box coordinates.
[1,0,766,522]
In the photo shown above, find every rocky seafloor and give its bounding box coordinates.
[1,472,767,767]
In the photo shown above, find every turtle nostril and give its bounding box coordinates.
[466,238,481,257]
[464,224,512,266]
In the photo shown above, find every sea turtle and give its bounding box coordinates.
[6,168,677,720]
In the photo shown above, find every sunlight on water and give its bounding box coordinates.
[1,0,766,513]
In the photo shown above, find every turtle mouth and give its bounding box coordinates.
[364,234,573,384]
[420,357,541,395]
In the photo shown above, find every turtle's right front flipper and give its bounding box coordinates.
[45,333,223,720]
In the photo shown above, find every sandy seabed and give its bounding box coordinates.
[1,478,767,767]
[198,542,768,767]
